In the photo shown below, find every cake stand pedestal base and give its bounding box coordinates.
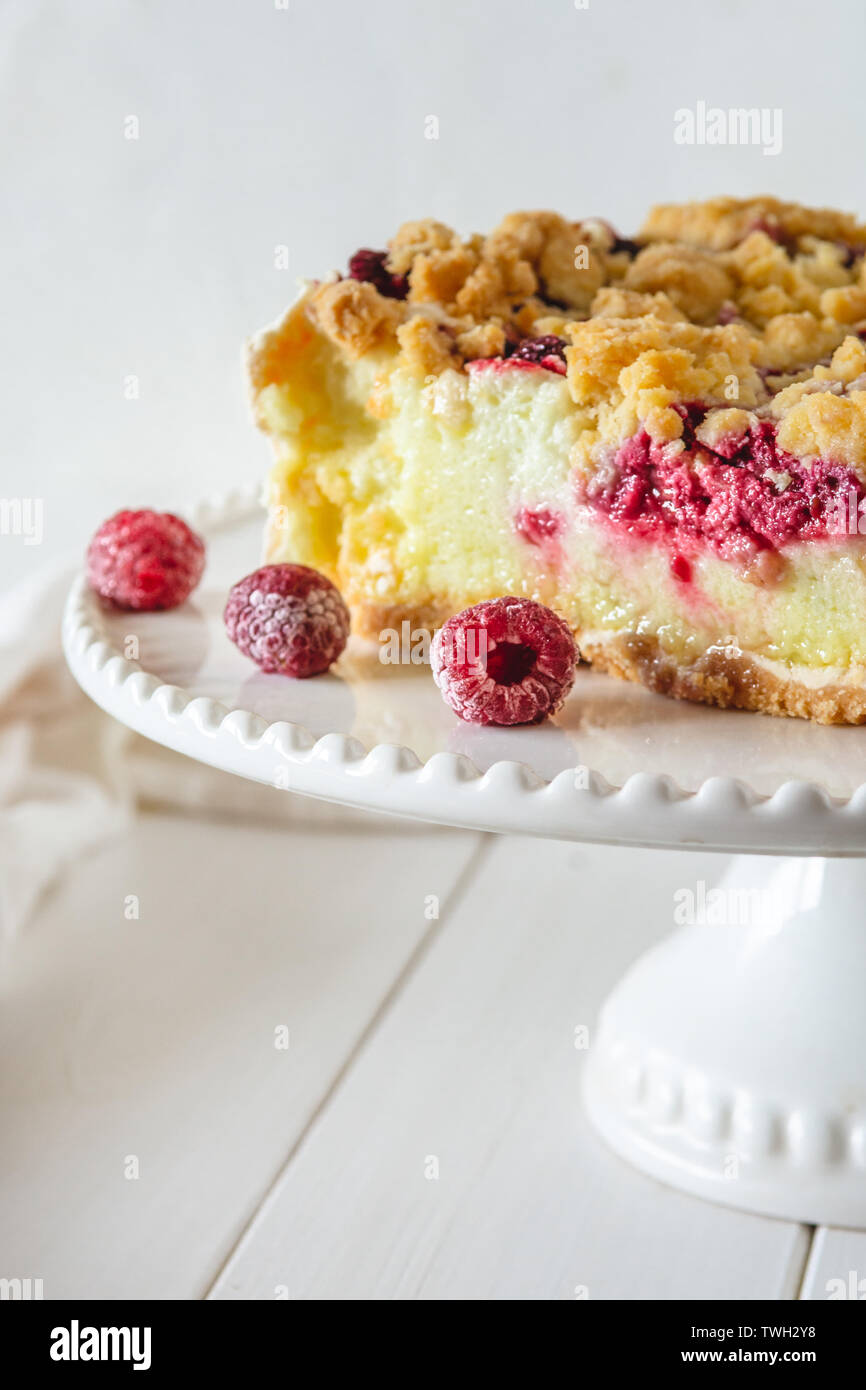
[583,855,866,1228]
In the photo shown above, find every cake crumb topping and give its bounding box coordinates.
[309,278,405,358]
[270,198,866,473]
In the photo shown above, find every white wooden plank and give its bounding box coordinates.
[0,811,483,1299]
[800,1228,866,1300]
[211,837,808,1301]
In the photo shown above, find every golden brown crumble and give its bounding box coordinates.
[305,199,866,376]
[410,244,482,306]
[641,195,866,253]
[271,198,866,467]
[453,320,506,361]
[396,314,457,378]
[563,315,755,403]
[695,407,754,450]
[757,312,847,372]
[820,283,866,323]
[453,250,538,320]
[308,278,406,358]
[624,243,735,323]
[386,218,461,275]
[590,286,686,322]
[772,338,866,468]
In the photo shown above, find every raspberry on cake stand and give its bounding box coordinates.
[64,489,866,1229]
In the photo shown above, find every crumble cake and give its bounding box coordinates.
[247,197,866,724]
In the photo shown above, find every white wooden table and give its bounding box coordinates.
[0,802,856,1300]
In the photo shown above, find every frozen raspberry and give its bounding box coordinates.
[86,509,205,611]
[347,248,409,300]
[224,564,350,678]
[431,597,577,726]
[508,335,568,374]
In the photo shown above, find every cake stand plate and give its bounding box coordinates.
[63,489,866,1227]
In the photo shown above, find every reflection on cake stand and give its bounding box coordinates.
[63,489,866,1229]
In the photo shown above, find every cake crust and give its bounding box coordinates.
[580,634,866,726]
[334,592,866,725]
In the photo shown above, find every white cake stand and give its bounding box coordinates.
[64,489,866,1228]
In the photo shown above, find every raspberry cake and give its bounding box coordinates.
[248,197,866,723]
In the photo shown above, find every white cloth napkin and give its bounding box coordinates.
[0,561,381,946]
[0,558,129,944]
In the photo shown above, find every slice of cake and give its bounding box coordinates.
[247,198,866,723]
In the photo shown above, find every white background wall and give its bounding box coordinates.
[3,0,864,590]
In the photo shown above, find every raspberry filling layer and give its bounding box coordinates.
[582,413,865,561]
